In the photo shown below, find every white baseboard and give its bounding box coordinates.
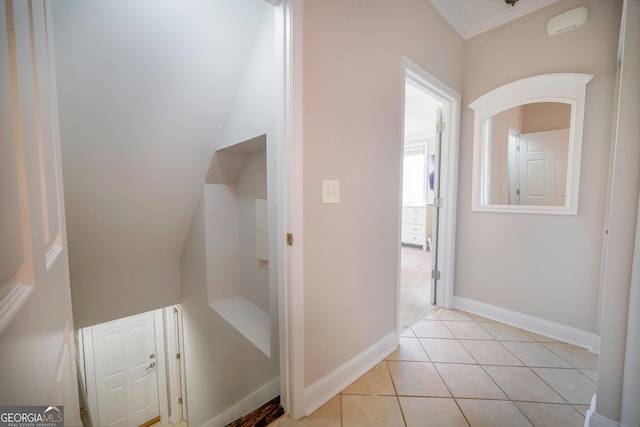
[585,412,620,427]
[202,377,280,427]
[585,395,620,427]
[303,331,397,416]
[453,296,597,351]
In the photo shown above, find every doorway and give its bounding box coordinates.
[400,79,442,329]
[398,58,461,330]
[78,306,187,427]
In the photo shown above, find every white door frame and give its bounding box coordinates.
[162,305,187,424]
[82,309,174,426]
[273,0,305,420]
[400,57,460,311]
[154,310,169,424]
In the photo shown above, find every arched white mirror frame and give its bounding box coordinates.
[469,73,593,215]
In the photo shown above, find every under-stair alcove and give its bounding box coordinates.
[204,134,273,357]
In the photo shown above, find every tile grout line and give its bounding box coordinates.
[383,359,408,426]
[433,311,479,427]
[476,317,551,427]
[314,309,598,426]
[339,390,343,427]
[441,312,578,425]
[470,315,574,419]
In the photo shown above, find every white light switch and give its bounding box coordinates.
[322,179,340,204]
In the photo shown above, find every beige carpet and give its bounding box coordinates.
[400,245,436,329]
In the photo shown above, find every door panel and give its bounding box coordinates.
[526,159,545,196]
[519,128,569,206]
[91,312,159,427]
[0,0,36,331]
[0,2,81,424]
[29,0,62,255]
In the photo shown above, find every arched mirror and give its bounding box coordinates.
[470,73,593,214]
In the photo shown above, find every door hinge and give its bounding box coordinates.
[436,122,446,133]
[516,189,520,196]
[431,269,441,280]
[434,198,443,208]
[176,353,181,360]
[286,233,294,246]
[178,397,183,404]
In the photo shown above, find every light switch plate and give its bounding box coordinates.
[322,179,340,204]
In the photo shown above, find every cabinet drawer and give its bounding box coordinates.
[402,214,426,225]
[401,223,426,235]
[401,232,425,245]
[403,206,426,215]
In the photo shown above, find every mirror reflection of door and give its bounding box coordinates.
[518,128,569,205]
[400,80,442,329]
[485,102,572,206]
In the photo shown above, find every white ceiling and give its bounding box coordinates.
[430,0,561,39]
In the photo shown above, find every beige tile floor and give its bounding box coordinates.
[152,420,187,427]
[268,308,598,427]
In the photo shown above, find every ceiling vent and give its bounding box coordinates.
[547,6,589,35]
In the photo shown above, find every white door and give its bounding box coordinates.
[0,1,81,424]
[91,312,160,427]
[518,128,569,206]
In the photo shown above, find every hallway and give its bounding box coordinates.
[268,308,598,426]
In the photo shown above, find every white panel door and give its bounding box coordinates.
[0,1,81,425]
[518,128,569,206]
[91,312,160,427]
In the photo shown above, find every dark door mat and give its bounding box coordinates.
[226,396,285,427]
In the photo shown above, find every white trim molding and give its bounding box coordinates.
[469,73,593,215]
[303,331,396,416]
[202,377,281,427]
[585,395,621,427]
[275,0,305,419]
[401,57,461,310]
[454,296,598,351]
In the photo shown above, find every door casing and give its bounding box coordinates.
[399,57,461,318]
[81,308,186,426]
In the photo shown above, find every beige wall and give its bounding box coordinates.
[488,106,521,204]
[457,0,622,331]
[521,102,571,133]
[302,0,464,386]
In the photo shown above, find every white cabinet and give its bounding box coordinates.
[401,206,427,249]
